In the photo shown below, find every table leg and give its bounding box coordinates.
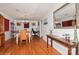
[68,47,71,55]
[51,40,53,47]
[47,37,48,48]
[29,33,30,43]
[76,43,79,55]
[16,34,18,45]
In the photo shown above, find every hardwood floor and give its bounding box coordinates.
[0,36,61,55]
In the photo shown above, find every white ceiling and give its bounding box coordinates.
[0,3,64,20]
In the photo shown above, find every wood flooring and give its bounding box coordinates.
[0,36,61,55]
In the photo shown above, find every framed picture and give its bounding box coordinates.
[31,22,36,26]
[17,22,21,26]
[24,22,29,28]
[43,18,48,25]
[53,3,76,28]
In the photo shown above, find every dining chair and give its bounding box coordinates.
[31,28,39,35]
[19,30,29,45]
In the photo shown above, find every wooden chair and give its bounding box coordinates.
[19,30,29,45]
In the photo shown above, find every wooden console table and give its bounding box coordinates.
[47,34,76,55]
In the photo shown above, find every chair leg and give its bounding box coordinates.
[20,40,22,46]
[26,40,27,45]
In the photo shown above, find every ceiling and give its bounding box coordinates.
[0,3,64,20]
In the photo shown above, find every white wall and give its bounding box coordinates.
[41,11,54,40]
[14,20,38,33]
[41,10,76,55]
[52,29,74,40]
[38,21,42,37]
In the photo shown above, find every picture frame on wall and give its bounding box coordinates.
[24,22,29,28]
[17,22,21,26]
[31,22,36,26]
[43,18,48,25]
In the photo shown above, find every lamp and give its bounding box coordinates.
[74,26,79,55]
[49,29,53,35]
[73,19,79,55]
[72,19,78,43]
[73,24,78,43]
